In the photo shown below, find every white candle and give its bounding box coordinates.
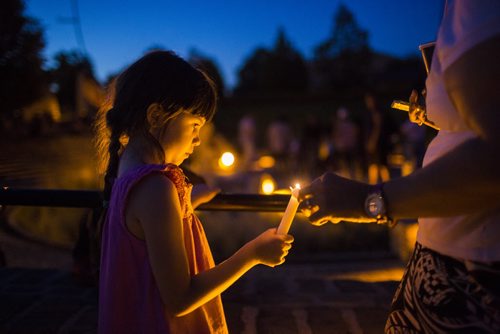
[277,184,300,235]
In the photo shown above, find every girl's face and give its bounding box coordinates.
[158,110,206,165]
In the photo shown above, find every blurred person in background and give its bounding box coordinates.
[237,113,258,171]
[399,118,427,171]
[298,114,324,180]
[329,107,362,180]
[267,114,293,176]
[363,92,392,184]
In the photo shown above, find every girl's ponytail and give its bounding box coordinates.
[75,103,123,285]
[89,108,123,282]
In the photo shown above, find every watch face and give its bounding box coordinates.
[366,194,384,217]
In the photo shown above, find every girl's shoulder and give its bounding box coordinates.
[124,166,185,241]
[161,164,189,188]
[121,163,188,205]
[117,163,184,185]
[113,163,189,209]
[132,171,178,204]
[125,165,184,218]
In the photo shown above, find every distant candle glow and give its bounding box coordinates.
[218,151,235,169]
[260,175,276,194]
[257,155,275,169]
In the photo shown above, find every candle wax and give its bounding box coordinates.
[277,186,300,234]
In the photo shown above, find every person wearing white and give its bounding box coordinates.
[299,1,500,332]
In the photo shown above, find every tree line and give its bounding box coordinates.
[0,0,426,127]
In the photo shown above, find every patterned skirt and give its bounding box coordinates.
[385,242,500,333]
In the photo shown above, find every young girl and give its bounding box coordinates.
[95,50,294,333]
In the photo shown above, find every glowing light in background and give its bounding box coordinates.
[260,174,276,194]
[405,223,418,249]
[326,267,405,282]
[318,141,330,161]
[257,155,275,169]
[261,180,275,194]
[218,151,235,170]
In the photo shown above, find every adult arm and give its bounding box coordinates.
[300,35,500,224]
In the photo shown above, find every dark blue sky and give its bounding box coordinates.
[25,0,444,88]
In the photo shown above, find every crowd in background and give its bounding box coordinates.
[236,92,428,186]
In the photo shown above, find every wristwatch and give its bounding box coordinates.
[364,184,394,226]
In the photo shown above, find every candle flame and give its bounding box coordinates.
[289,183,301,198]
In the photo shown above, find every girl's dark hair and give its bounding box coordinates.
[95,50,217,198]
[89,51,217,279]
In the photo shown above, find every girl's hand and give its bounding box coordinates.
[247,228,294,267]
[191,184,220,209]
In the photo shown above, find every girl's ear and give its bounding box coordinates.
[146,103,164,129]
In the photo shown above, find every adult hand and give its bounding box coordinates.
[408,89,427,126]
[191,184,220,209]
[298,172,375,225]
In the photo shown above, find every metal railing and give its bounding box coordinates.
[0,187,290,212]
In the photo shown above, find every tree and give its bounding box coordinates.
[315,4,369,59]
[269,28,309,93]
[234,47,271,95]
[235,27,308,96]
[312,3,372,95]
[0,0,47,117]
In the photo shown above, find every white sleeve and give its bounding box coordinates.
[437,0,500,70]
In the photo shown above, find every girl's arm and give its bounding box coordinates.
[183,227,286,316]
[129,174,292,317]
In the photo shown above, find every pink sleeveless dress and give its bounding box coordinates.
[98,164,227,333]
